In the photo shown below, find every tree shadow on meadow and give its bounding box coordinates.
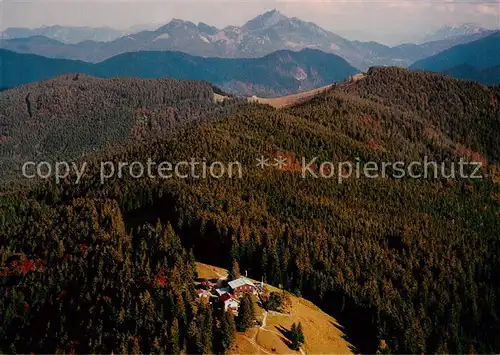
[275,325,294,350]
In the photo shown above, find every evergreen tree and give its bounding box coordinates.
[200,301,213,354]
[25,93,33,118]
[297,322,305,345]
[290,322,305,350]
[169,318,181,354]
[186,319,201,354]
[264,291,283,311]
[228,259,240,281]
[236,294,255,331]
[220,311,236,352]
[376,339,391,354]
[290,323,298,350]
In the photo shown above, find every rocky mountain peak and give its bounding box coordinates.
[243,9,289,31]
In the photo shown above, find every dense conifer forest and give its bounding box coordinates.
[1,68,500,353]
[0,74,243,182]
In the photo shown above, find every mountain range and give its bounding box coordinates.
[420,23,492,43]
[410,31,500,84]
[0,48,359,96]
[1,10,495,70]
[1,25,128,43]
[0,24,165,44]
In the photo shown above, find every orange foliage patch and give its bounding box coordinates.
[359,114,380,127]
[1,257,45,278]
[320,164,332,176]
[276,151,303,173]
[155,267,168,288]
[455,144,487,167]
[367,139,386,152]
[10,258,42,276]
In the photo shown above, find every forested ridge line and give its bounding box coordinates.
[0,74,245,184]
[2,67,500,353]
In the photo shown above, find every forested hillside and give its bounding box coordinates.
[1,68,500,353]
[0,198,220,353]
[0,74,241,182]
[337,66,500,162]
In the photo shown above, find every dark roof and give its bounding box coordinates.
[219,293,233,302]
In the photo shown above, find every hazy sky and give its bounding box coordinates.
[1,0,499,44]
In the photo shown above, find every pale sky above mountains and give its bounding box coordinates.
[1,0,499,44]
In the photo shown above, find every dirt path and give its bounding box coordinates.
[250,310,268,342]
[257,310,307,355]
[261,311,268,329]
[247,84,335,109]
[243,335,273,355]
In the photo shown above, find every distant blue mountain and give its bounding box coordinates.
[0,50,93,90]
[410,31,500,75]
[443,64,500,85]
[2,25,126,43]
[0,48,358,96]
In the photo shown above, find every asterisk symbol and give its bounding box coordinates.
[256,156,269,169]
[274,156,287,169]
